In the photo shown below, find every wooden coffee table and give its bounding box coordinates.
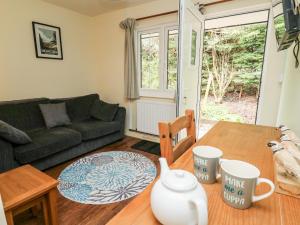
[0,165,58,225]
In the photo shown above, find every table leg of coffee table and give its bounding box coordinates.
[5,211,14,225]
[47,189,58,225]
[42,197,50,225]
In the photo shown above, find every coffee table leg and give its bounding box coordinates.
[5,211,14,225]
[42,197,50,225]
[47,189,58,225]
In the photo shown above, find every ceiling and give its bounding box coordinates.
[42,0,159,17]
[41,0,240,17]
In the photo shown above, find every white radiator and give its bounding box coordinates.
[137,100,176,135]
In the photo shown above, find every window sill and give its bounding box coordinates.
[139,89,176,99]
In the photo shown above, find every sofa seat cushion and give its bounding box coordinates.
[14,127,82,164]
[68,119,121,141]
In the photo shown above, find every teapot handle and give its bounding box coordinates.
[189,199,208,225]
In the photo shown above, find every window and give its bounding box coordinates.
[167,29,178,90]
[140,32,160,89]
[137,24,178,98]
[190,30,197,66]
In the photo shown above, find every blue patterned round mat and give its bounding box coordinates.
[58,151,157,204]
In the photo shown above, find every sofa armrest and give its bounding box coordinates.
[0,139,18,173]
[114,107,126,136]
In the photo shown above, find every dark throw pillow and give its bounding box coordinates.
[91,100,119,122]
[0,120,32,144]
[50,94,98,122]
[39,103,71,129]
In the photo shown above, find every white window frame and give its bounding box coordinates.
[136,23,178,99]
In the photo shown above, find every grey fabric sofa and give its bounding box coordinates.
[0,94,126,173]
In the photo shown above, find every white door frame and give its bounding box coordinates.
[177,0,205,135]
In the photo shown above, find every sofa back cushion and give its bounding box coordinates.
[0,98,50,131]
[39,103,71,128]
[51,94,98,122]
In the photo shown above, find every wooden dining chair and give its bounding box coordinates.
[158,109,196,164]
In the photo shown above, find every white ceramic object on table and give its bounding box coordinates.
[150,158,208,225]
[0,195,7,225]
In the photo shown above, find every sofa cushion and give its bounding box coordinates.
[90,100,119,122]
[14,127,81,164]
[39,103,71,129]
[0,98,50,131]
[0,120,32,144]
[68,119,121,141]
[51,94,98,122]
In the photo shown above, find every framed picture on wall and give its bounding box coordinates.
[32,22,63,60]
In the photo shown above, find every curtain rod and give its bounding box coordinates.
[136,0,233,21]
[136,10,178,21]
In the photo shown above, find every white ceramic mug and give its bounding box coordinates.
[193,146,224,184]
[220,160,275,209]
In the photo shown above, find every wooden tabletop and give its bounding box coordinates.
[107,121,300,225]
[0,165,58,211]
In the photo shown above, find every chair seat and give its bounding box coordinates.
[68,119,121,141]
[14,127,81,164]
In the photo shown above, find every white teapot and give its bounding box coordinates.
[151,158,208,225]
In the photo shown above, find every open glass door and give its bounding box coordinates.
[178,0,204,136]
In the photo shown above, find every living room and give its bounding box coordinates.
[0,0,300,225]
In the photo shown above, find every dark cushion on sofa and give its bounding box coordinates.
[68,119,121,141]
[14,127,81,164]
[0,98,50,131]
[51,94,98,122]
[91,100,119,122]
[0,120,32,144]
[39,103,71,128]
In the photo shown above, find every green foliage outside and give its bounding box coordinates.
[202,23,267,97]
[201,23,268,122]
[202,102,244,122]
[274,15,285,44]
[140,23,268,123]
[141,31,178,90]
[191,30,197,65]
[167,30,178,90]
[141,33,160,89]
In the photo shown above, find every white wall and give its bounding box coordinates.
[256,8,287,126]
[277,43,300,136]
[0,0,99,101]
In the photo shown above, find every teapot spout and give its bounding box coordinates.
[159,157,170,178]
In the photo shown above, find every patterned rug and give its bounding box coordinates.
[58,151,157,204]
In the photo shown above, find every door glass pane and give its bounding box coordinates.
[140,32,160,89]
[190,30,197,65]
[167,29,178,90]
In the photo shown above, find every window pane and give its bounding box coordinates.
[167,29,178,90]
[190,30,197,65]
[140,32,160,89]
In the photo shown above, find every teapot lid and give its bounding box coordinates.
[162,169,198,192]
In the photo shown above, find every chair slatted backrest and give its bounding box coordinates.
[158,110,196,164]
